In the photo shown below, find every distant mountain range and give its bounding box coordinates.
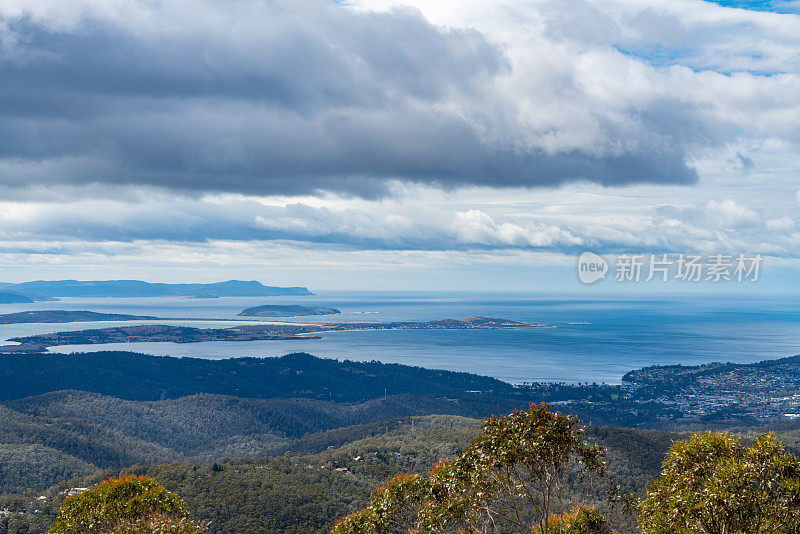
[0,280,312,298]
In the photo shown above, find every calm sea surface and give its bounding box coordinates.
[2,292,799,384]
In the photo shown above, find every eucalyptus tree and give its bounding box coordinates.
[332,404,610,534]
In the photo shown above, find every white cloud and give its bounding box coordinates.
[1,0,800,283]
[0,189,796,259]
[704,199,760,227]
[452,210,583,248]
[14,0,800,196]
[3,0,799,196]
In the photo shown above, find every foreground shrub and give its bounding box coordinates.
[639,432,800,534]
[107,513,208,534]
[332,403,609,534]
[48,475,206,534]
[547,506,612,534]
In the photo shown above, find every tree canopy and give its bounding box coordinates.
[47,475,206,534]
[638,431,800,534]
[331,403,611,533]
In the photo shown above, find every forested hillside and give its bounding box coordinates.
[0,416,681,534]
[0,445,95,494]
[3,351,800,532]
[0,352,512,402]
[0,390,484,489]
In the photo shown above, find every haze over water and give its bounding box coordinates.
[3,292,799,384]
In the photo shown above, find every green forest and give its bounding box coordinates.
[1,352,800,533]
[0,414,686,533]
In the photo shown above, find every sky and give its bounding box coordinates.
[0,0,799,292]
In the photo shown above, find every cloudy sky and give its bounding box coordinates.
[1,0,799,291]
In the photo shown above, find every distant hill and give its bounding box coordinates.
[238,305,341,317]
[0,291,35,303]
[0,280,312,298]
[0,352,513,403]
[0,350,682,432]
[0,443,95,494]
[1,391,472,469]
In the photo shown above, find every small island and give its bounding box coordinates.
[237,305,341,318]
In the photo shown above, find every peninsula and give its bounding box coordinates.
[0,310,159,324]
[0,291,35,304]
[2,316,545,353]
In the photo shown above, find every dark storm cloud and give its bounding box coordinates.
[0,0,698,197]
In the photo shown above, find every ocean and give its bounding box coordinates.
[2,292,799,384]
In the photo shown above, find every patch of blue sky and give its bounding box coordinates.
[613,44,689,67]
[614,45,784,77]
[703,0,800,14]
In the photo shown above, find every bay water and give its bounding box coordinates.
[2,292,799,384]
